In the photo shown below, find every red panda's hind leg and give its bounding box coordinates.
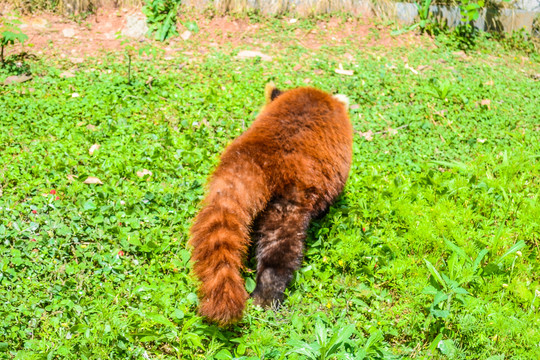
[251,198,313,308]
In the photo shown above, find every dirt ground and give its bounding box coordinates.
[0,4,430,63]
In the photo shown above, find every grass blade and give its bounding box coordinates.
[473,248,489,271]
[497,240,526,264]
[429,160,469,171]
[326,324,356,356]
[444,238,471,263]
[424,259,447,290]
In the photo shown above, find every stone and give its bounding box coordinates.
[31,18,49,29]
[514,0,540,11]
[69,57,84,64]
[181,30,192,40]
[488,8,537,32]
[395,2,418,25]
[62,28,76,38]
[235,50,272,62]
[59,70,76,78]
[121,14,148,39]
[4,75,32,85]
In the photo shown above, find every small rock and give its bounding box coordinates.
[404,64,418,75]
[358,130,374,141]
[236,50,272,62]
[59,70,76,78]
[31,18,49,29]
[137,169,153,177]
[63,28,76,38]
[69,57,84,64]
[4,75,32,85]
[181,30,192,40]
[334,68,354,76]
[89,144,101,155]
[121,14,148,39]
[452,51,467,59]
[83,176,103,185]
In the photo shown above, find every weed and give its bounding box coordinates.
[143,0,182,41]
[287,320,356,360]
[117,34,163,83]
[0,12,28,66]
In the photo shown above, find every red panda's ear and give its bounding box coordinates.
[265,82,282,104]
[333,94,349,111]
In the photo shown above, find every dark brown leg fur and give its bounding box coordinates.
[251,194,319,307]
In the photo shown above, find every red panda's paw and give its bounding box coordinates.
[251,290,284,310]
[250,268,288,309]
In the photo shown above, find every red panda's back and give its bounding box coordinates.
[223,87,353,202]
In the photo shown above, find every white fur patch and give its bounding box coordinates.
[333,94,349,110]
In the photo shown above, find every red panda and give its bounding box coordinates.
[189,83,353,325]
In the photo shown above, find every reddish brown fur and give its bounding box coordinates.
[189,86,353,325]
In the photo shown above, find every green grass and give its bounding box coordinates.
[0,16,539,359]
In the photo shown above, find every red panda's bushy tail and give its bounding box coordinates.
[189,162,270,325]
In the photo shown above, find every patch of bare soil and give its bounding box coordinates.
[4,8,123,59]
[1,5,431,63]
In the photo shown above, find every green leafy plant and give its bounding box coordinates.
[287,320,356,360]
[498,28,539,55]
[416,0,434,33]
[423,243,485,321]
[458,0,485,23]
[143,0,181,41]
[422,242,487,356]
[451,0,515,49]
[183,20,199,33]
[0,13,28,66]
[117,34,163,84]
[356,331,385,360]
[423,238,531,356]
[390,0,433,36]
[426,77,453,100]
[445,23,479,49]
